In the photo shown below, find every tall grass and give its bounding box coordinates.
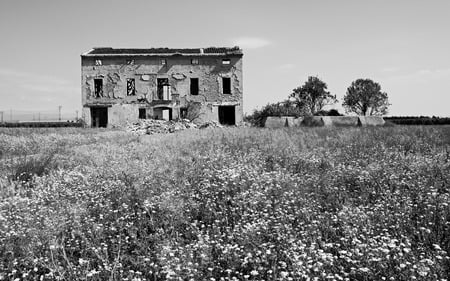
[0,126,449,280]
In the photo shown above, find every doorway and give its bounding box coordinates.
[153,107,172,121]
[218,106,235,125]
[139,108,146,119]
[90,107,108,127]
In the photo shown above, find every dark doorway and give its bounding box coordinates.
[139,108,146,119]
[153,107,172,120]
[180,108,188,119]
[90,107,108,128]
[218,106,235,125]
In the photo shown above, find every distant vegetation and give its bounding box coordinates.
[1,126,449,280]
[385,116,450,125]
[246,76,390,127]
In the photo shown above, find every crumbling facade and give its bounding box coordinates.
[81,47,243,127]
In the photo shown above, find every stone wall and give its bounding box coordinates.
[264,116,303,128]
[264,116,386,128]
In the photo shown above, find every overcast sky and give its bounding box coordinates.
[0,0,449,119]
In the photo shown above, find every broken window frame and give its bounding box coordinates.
[160,59,167,65]
[157,78,171,100]
[127,78,136,96]
[222,59,230,65]
[191,58,199,65]
[94,78,103,98]
[190,78,199,95]
[222,77,231,94]
[95,59,102,66]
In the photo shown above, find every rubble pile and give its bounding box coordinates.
[198,120,224,129]
[126,119,223,135]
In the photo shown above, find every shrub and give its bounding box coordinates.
[10,152,56,182]
[245,99,304,127]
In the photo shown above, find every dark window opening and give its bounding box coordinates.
[218,106,235,125]
[160,59,166,65]
[190,78,199,95]
[90,107,108,128]
[222,59,230,65]
[139,108,146,119]
[222,77,231,94]
[94,79,103,98]
[127,78,135,96]
[157,78,170,100]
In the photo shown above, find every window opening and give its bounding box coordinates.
[126,59,135,65]
[190,78,199,95]
[222,77,231,94]
[95,59,102,66]
[222,59,230,65]
[157,78,171,100]
[191,58,199,65]
[160,59,166,65]
[94,79,103,98]
[127,78,136,96]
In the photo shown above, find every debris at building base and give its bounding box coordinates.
[125,119,223,135]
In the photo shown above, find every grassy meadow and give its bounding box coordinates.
[0,126,449,280]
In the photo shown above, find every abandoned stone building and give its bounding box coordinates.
[81,47,243,127]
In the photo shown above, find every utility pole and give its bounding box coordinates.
[76,110,78,120]
[58,106,62,121]
[0,111,3,123]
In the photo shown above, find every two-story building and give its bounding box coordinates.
[81,47,243,127]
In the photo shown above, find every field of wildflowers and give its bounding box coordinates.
[0,126,449,280]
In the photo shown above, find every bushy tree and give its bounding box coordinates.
[343,79,390,116]
[315,109,343,116]
[290,76,337,115]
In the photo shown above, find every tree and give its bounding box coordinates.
[290,76,337,115]
[343,79,390,116]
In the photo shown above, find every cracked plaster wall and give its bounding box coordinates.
[81,55,243,126]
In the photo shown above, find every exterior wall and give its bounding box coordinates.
[109,104,139,127]
[81,54,243,127]
[82,107,91,126]
[264,116,303,128]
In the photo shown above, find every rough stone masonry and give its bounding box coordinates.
[81,47,243,128]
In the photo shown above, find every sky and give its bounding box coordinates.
[0,0,449,120]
